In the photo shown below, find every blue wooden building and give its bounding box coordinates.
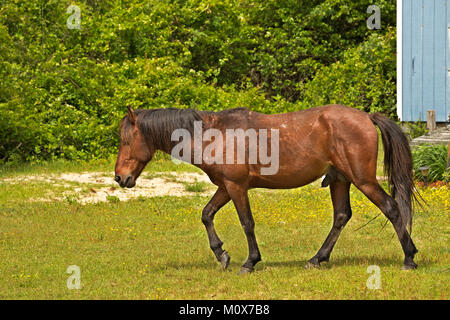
[398,0,450,122]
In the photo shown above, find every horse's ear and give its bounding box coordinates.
[127,106,137,125]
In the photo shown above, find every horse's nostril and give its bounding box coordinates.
[124,175,132,186]
[115,175,121,183]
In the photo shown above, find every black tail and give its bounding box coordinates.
[369,113,419,234]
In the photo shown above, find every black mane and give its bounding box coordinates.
[120,107,252,152]
[120,108,202,152]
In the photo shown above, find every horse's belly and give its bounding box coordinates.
[250,166,329,189]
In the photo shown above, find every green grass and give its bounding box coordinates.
[0,158,448,299]
[184,180,209,193]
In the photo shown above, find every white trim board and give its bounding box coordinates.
[397,0,403,121]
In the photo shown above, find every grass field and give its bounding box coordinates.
[0,156,448,299]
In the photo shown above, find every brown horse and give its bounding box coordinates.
[114,105,419,274]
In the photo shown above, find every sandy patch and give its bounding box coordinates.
[1,171,214,204]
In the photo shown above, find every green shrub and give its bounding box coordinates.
[412,144,449,183]
[0,0,398,163]
[404,121,428,140]
[299,28,397,117]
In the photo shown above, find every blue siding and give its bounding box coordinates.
[447,0,450,121]
[435,0,447,121]
[402,0,449,122]
[422,1,434,118]
[411,0,423,120]
[403,0,413,121]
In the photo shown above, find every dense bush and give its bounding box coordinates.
[404,121,428,140]
[299,28,397,117]
[0,0,397,163]
[412,144,449,183]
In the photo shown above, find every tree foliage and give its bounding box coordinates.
[0,0,397,162]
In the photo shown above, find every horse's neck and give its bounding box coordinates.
[159,136,204,168]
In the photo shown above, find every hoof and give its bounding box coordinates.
[237,267,254,275]
[304,261,320,269]
[402,262,418,270]
[219,251,230,270]
[305,257,325,269]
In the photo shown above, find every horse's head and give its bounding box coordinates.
[114,106,154,188]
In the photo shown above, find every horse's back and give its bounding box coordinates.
[201,105,378,189]
[251,105,377,188]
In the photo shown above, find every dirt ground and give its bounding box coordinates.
[2,171,390,205]
[2,171,214,204]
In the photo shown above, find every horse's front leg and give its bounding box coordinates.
[202,187,231,270]
[224,181,261,275]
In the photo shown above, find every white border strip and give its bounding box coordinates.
[397,0,403,121]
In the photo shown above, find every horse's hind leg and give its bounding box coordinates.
[202,187,231,270]
[306,180,352,268]
[354,181,418,269]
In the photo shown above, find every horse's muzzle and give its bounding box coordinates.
[115,174,135,188]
